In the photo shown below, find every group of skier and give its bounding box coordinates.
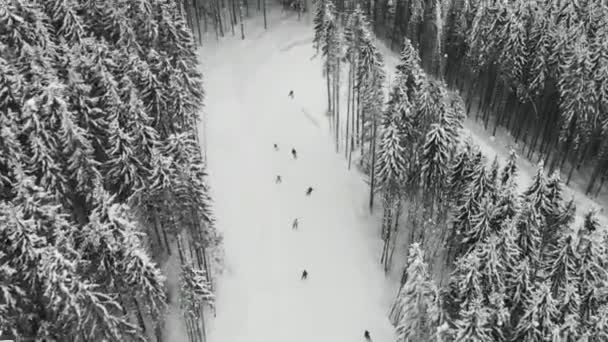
[275,90,371,341]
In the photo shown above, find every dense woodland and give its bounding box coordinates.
[0,0,217,341]
[312,0,608,340]
[3,0,608,341]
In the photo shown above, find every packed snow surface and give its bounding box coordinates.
[200,10,397,342]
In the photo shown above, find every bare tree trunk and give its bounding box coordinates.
[192,0,203,45]
[336,58,340,153]
[176,233,185,265]
[388,198,402,267]
[228,0,235,35]
[326,64,333,130]
[238,0,245,39]
[155,212,172,255]
[369,118,378,212]
[133,298,147,334]
[346,60,352,159]
[262,0,267,29]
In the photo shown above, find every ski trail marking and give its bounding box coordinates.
[300,108,320,128]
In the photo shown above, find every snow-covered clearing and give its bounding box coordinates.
[199,9,397,342]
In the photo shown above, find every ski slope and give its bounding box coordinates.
[200,10,397,342]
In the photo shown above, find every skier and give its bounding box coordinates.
[274,143,279,151]
[288,90,294,99]
[291,148,297,159]
[292,218,298,230]
[301,269,308,280]
[364,330,371,340]
[305,186,313,196]
[276,175,282,184]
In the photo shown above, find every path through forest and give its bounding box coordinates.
[200,10,397,342]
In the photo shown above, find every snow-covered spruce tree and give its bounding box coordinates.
[500,150,518,187]
[375,111,407,271]
[313,0,338,125]
[544,231,582,339]
[0,0,216,338]
[513,282,560,341]
[446,140,474,204]
[522,163,566,258]
[0,176,141,340]
[491,178,521,228]
[393,243,439,341]
[179,263,215,339]
[355,11,386,161]
[577,211,608,338]
[420,123,450,219]
[451,297,494,342]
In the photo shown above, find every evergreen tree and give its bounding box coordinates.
[500,150,518,187]
[375,115,407,192]
[0,0,216,338]
[513,282,559,342]
[179,263,215,318]
[577,211,608,335]
[421,123,450,217]
[0,177,141,340]
[452,297,493,342]
[394,243,438,342]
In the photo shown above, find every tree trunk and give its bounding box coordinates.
[336,58,341,153]
[346,61,352,159]
[262,0,267,29]
[229,0,235,35]
[156,213,172,255]
[176,233,185,265]
[369,117,378,212]
[238,0,245,40]
[387,197,402,268]
[595,176,605,198]
[192,0,203,45]
[326,64,332,129]
[133,298,147,334]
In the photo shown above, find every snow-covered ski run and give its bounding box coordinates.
[199,10,397,342]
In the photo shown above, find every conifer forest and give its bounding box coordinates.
[2,0,608,341]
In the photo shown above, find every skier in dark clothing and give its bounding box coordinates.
[276,175,282,184]
[288,90,294,99]
[292,218,298,230]
[291,148,297,159]
[364,330,371,340]
[301,270,308,280]
[274,143,279,151]
[305,186,313,196]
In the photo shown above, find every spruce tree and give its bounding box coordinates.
[513,282,559,342]
[500,150,518,187]
[452,297,493,342]
[375,115,407,192]
[577,211,608,336]
[394,243,438,342]
[421,123,450,217]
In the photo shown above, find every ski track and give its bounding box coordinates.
[200,10,396,342]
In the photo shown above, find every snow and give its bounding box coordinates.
[198,9,397,342]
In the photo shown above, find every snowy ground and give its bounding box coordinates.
[199,9,397,342]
